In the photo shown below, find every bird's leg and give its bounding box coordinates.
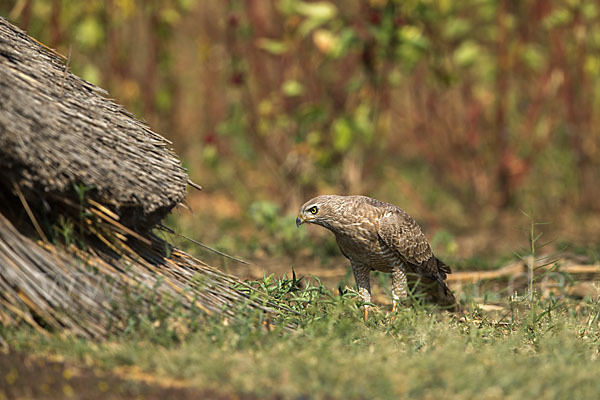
[391,264,408,312]
[352,264,371,321]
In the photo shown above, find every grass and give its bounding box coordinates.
[2,271,600,399]
[1,214,599,399]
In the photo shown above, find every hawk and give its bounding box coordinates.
[296,195,457,317]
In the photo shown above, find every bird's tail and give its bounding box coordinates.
[433,257,460,311]
[433,279,459,311]
[409,257,460,312]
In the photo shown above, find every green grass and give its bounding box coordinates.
[3,273,600,399]
[3,217,598,399]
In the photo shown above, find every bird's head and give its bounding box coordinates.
[296,195,343,229]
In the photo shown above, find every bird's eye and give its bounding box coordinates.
[309,206,318,215]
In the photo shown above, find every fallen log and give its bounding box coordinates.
[448,260,600,283]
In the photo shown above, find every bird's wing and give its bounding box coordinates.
[376,207,442,277]
[376,205,456,308]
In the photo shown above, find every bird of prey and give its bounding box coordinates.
[296,195,457,318]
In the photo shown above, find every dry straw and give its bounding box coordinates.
[0,17,284,338]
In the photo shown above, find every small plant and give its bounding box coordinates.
[53,215,75,247]
[511,212,566,304]
[74,183,94,235]
[48,183,96,248]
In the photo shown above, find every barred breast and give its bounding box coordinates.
[333,217,399,273]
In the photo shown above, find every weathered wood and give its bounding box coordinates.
[448,260,600,283]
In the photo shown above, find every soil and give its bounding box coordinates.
[0,351,270,400]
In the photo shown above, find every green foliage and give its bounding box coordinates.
[47,184,95,248]
[248,201,309,255]
[53,215,75,247]
[75,16,104,49]
[430,228,459,256]
[6,0,600,236]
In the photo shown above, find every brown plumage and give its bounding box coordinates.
[296,195,457,311]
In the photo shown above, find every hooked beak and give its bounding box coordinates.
[296,215,305,227]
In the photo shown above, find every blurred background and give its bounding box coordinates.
[2,0,599,276]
